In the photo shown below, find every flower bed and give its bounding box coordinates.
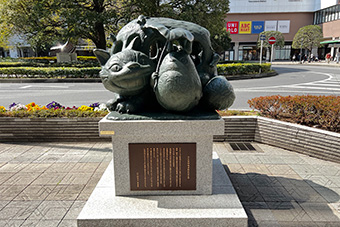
[0,101,109,118]
[248,95,340,133]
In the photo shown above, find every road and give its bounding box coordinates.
[0,65,340,110]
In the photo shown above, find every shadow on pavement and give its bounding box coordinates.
[224,166,340,226]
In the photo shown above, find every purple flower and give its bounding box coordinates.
[46,101,63,109]
[89,102,100,108]
[9,102,17,109]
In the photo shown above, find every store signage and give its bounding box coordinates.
[265,21,277,31]
[239,21,252,34]
[252,21,265,34]
[226,21,239,34]
[278,20,290,33]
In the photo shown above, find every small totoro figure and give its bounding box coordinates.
[94,15,235,114]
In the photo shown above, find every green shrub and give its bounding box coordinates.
[217,63,271,75]
[248,95,340,132]
[0,67,100,78]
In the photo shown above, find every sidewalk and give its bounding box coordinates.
[272,60,340,67]
[0,141,340,226]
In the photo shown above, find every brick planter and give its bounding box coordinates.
[217,116,340,163]
[1,116,339,163]
[0,117,109,142]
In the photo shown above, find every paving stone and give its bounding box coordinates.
[69,163,100,173]
[256,186,292,202]
[56,154,85,163]
[0,185,27,200]
[2,172,41,185]
[299,202,340,222]
[236,154,263,164]
[59,173,92,185]
[20,163,52,173]
[267,201,313,222]
[0,201,41,220]
[21,219,61,227]
[224,164,246,174]
[283,185,327,203]
[14,185,55,201]
[46,184,84,201]
[0,163,28,173]
[216,153,239,164]
[0,219,25,226]
[58,219,77,227]
[44,163,77,173]
[0,173,15,185]
[63,201,86,219]
[28,201,73,220]
[260,155,285,164]
[266,164,298,176]
[234,184,264,202]
[242,202,276,221]
[241,164,271,175]
[77,184,96,200]
[304,175,339,188]
[0,201,10,211]
[248,173,283,187]
[314,187,340,203]
[31,172,67,185]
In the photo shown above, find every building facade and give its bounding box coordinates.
[226,0,340,61]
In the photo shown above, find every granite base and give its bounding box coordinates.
[77,152,247,227]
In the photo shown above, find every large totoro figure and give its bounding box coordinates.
[94,15,235,114]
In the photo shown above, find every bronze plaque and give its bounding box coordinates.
[129,143,196,191]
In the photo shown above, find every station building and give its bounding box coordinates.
[225,0,340,61]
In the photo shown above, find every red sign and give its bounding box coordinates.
[268,36,276,45]
[226,21,239,34]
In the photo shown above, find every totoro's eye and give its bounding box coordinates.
[109,64,122,72]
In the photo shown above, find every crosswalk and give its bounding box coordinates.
[235,73,340,94]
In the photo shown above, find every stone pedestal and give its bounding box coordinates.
[98,117,224,196]
[77,116,247,226]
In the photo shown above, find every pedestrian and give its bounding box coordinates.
[326,53,331,63]
[292,54,296,62]
[336,51,340,64]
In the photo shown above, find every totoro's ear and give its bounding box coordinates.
[93,49,110,66]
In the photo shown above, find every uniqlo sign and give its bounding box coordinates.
[226,21,239,34]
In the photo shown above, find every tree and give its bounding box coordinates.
[126,0,231,52]
[2,0,230,53]
[292,25,323,55]
[257,31,285,49]
[0,0,65,55]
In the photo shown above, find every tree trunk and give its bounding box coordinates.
[93,22,107,49]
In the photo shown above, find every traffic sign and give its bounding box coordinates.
[260,34,266,41]
[268,36,276,45]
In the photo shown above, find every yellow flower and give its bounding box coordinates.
[77,105,93,111]
[0,106,6,112]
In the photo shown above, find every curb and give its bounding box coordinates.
[0,78,102,83]
[225,71,278,80]
[0,72,277,83]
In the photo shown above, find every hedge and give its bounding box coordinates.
[0,62,271,79]
[217,63,272,75]
[0,61,99,68]
[0,67,101,78]
[248,95,340,132]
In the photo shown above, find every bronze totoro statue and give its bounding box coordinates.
[94,15,235,114]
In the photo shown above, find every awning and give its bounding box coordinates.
[320,40,340,44]
[320,40,340,47]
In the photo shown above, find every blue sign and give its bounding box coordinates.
[252,21,265,34]
[260,34,266,40]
